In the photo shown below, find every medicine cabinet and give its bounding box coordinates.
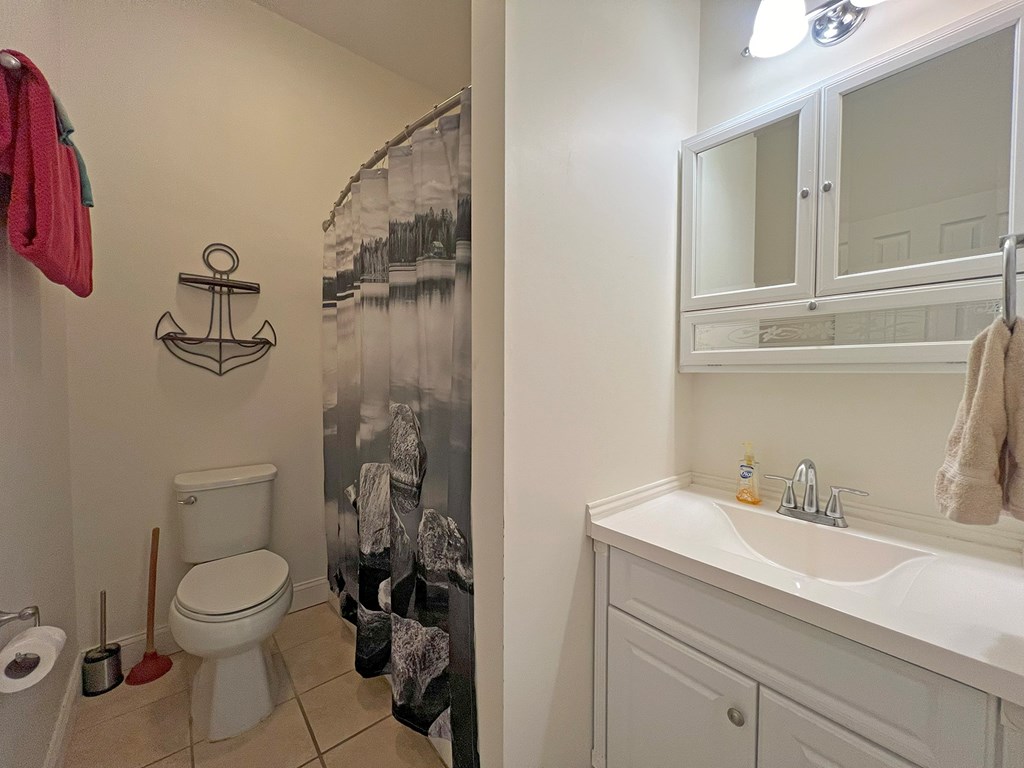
[680,6,1024,370]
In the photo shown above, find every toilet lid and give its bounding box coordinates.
[176,550,290,616]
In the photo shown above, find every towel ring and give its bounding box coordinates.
[1001,234,1023,329]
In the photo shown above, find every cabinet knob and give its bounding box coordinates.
[727,707,745,727]
[799,187,810,199]
[822,181,834,192]
[807,300,818,311]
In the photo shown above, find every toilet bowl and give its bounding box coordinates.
[169,548,293,741]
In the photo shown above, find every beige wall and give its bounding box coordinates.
[0,4,79,766]
[502,2,701,764]
[469,0,505,765]
[689,0,1024,544]
[56,0,443,647]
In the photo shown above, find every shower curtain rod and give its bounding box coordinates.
[322,85,470,232]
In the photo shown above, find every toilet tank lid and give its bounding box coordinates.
[173,464,278,492]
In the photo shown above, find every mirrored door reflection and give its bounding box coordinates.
[695,114,800,297]
[838,27,1014,277]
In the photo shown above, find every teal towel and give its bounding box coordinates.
[52,95,93,208]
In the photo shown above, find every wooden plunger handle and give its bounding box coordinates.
[145,527,160,654]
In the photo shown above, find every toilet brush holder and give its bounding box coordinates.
[82,590,122,696]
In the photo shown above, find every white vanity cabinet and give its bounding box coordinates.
[593,545,1008,768]
[606,609,757,767]
[680,5,1024,370]
[758,690,920,768]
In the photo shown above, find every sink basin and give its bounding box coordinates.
[664,495,934,584]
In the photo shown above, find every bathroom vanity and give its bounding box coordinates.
[588,480,1024,768]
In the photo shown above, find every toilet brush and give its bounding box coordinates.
[81,590,123,696]
[126,527,173,685]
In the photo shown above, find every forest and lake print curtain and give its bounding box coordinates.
[321,93,476,767]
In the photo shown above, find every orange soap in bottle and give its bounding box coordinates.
[736,441,761,505]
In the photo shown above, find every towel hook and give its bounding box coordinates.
[0,52,22,71]
[1001,234,1023,329]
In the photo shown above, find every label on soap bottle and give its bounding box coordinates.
[739,463,754,480]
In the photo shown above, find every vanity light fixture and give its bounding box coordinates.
[744,0,893,58]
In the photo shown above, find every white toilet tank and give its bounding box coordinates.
[173,464,278,564]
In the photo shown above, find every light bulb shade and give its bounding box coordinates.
[748,0,809,58]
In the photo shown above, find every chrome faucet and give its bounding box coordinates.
[792,458,819,515]
[765,459,868,528]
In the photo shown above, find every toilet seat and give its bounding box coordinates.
[174,549,290,623]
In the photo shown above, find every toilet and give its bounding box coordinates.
[167,464,292,741]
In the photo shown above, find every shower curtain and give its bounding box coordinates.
[322,94,476,767]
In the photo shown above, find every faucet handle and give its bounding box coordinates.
[764,474,797,510]
[824,485,869,521]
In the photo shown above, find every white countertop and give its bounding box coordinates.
[588,481,1024,706]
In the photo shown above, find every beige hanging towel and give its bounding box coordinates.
[1003,319,1024,520]
[936,318,1011,524]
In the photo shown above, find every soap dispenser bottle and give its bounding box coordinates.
[736,442,761,505]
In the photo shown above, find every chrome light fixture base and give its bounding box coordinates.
[811,1,866,47]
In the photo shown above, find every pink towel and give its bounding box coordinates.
[0,49,92,297]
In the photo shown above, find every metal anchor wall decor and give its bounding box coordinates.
[155,243,277,375]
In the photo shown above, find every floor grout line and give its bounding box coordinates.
[185,656,197,765]
[321,713,393,755]
[188,696,196,768]
[134,746,191,768]
[294,683,325,757]
[286,662,358,698]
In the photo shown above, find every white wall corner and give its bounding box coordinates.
[290,577,332,614]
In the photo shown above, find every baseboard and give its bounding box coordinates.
[42,650,83,768]
[111,624,181,671]
[290,577,331,613]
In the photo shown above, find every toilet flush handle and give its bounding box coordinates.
[176,495,197,505]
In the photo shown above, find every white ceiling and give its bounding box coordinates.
[253,0,471,96]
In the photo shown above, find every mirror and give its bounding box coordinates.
[837,27,1014,276]
[694,114,799,296]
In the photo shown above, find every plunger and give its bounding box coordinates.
[126,527,173,685]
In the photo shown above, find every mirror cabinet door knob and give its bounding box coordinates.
[727,707,745,727]
[821,180,834,192]
[800,187,810,199]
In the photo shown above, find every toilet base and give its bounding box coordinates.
[191,644,279,741]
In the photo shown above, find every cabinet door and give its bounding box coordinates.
[606,608,757,768]
[818,14,1023,296]
[681,93,818,311]
[758,689,920,768]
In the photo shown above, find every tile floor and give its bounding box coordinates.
[65,603,446,768]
